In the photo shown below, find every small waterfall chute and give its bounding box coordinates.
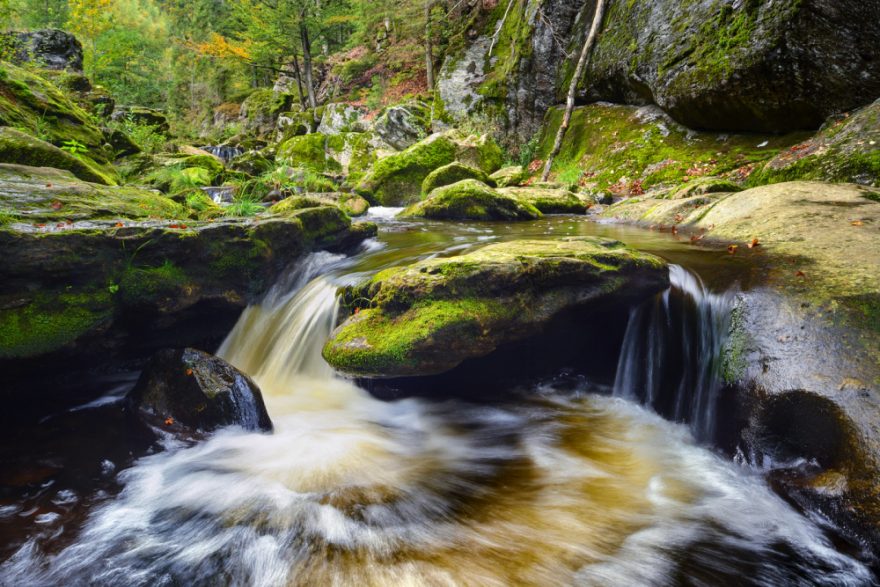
[200,145,244,163]
[613,265,734,441]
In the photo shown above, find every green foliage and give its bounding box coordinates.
[61,138,89,158]
[225,196,264,217]
[518,135,540,167]
[113,117,167,153]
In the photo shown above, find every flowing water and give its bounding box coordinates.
[0,213,875,585]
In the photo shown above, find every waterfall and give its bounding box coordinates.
[613,265,734,441]
[200,145,244,163]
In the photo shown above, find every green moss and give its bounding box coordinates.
[497,187,588,214]
[422,162,492,196]
[276,133,341,172]
[118,260,189,307]
[355,134,458,205]
[0,290,112,358]
[402,179,542,221]
[269,196,326,215]
[182,155,225,178]
[0,127,117,185]
[538,103,804,192]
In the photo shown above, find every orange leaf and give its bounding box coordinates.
[851,220,864,227]
[115,222,124,228]
[727,244,738,255]
[164,417,175,426]
[795,270,806,278]
[671,225,678,235]
[690,234,704,243]
[748,238,760,249]
[185,368,193,376]
[50,200,62,210]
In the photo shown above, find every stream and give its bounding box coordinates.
[0,212,875,586]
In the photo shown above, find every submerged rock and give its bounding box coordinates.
[402,179,541,221]
[421,162,494,195]
[323,237,669,377]
[131,348,272,432]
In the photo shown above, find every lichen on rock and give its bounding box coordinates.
[402,179,541,221]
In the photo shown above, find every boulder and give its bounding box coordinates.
[323,237,669,377]
[402,179,541,221]
[490,166,529,188]
[356,133,459,205]
[497,186,589,214]
[453,133,504,174]
[317,103,368,135]
[0,127,116,185]
[230,151,273,176]
[239,89,294,136]
[0,62,107,152]
[421,162,494,195]
[276,108,317,141]
[372,101,432,150]
[750,100,880,188]
[277,132,374,177]
[0,29,83,71]
[130,348,272,432]
[581,0,880,133]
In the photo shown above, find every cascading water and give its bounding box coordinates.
[613,265,734,442]
[201,145,244,163]
[1,228,874,586]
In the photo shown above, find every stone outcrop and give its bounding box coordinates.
[1,29,84,71]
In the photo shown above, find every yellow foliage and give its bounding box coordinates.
[191,33,251,60]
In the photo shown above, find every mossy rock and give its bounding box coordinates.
[0,127,116,185]
[452,133,504,174]
[277,133,341,172]
[355,133,458,206]
[111,106,169,134]
[538,104,806,193]
[229,151,272,176]
[323,237,669,377]
[268,196,328,215]
[749,99,880,188]
[181,154,225,178]
[0,61,106,153]
[497,186,589,214]
[317,103,368,135]
[665,177,743,200]
[240,89,294,136]
[402,179,541,221]
[490,165,529,188]
[373,100,432,150]
[276,109,316,141]
[421,162,494,196]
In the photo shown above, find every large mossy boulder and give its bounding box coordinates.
[0,127,116,185]
[402,179,541,221]
[239,89,294,136]
[580,0,880,133]
[317,103,367,134]
[130,348,272,433]
[277,132,374,177]
[323,237,669,377]
[497,186,589,214]
[0,61,107,153]
[421,162,494,195]
[356,133,459,205]
[372,101,432,150]
[490,166,529,188]
[749,100,880,188]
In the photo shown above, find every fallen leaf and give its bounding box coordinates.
[185,368,193,376]
[50,200,62,210]
[354,307,360,314]
[851,220,864,227]
[795,270,806,278]
[115,222,124,228]
[674,214,684,223]
[727,244,738,254]
[748,238,760,249]
[690,234,704,243]
[164,417,174,426]
[34,223,46,228]
[671,225,678,235]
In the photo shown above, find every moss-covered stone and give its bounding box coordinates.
[490,165,529,188]
[0,127,117,185]
[276,133,341,172]
[538,103,805,193]
[181,154,225,178]
[239,89,294,136]
[0,61,106,152]
[323,237,669,377]
[421,162,494,196]
[453,132,504,174]
[268,196,327,215]
[356,133,458,206]
[665,176,742,200]
[317,103,367,134]
[373,100,432,150]
[749,100,880,187]
[496,186,589,214]
[229,151,273,176]
[402,179,541,221]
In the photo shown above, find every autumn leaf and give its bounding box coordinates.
[851,220,864,227]
[115,222,124,228]
[748,238,760,248]
[50,200,63,210]
[690,234,704,243]
[164,417,174,426]
[671,225,678,235]
[727,244,738,254]
[795,270,806,278]
[185,368,193,376]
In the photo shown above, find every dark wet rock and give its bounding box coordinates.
[402,179,541,221]
[0,29,83,71]
[323,237,668,377]
[104,128,140,157]
[130,348,272,432]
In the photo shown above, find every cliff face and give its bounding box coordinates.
[439,0,880,142]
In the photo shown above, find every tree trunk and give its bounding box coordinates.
[291,52,307,110]
[425,0,435,89]
[541,0,607,181]
[299,17,318,110]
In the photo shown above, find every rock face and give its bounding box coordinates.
[582,0,880,132]
[317,103,368,135]
[239,89,294,136]
[750,99,880,188]
[130,348,272,432]
[0,128,116,185]
[402,179,542,221]
[438,35,492,120]
[323,237,669,377]
[1,29,84,71]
